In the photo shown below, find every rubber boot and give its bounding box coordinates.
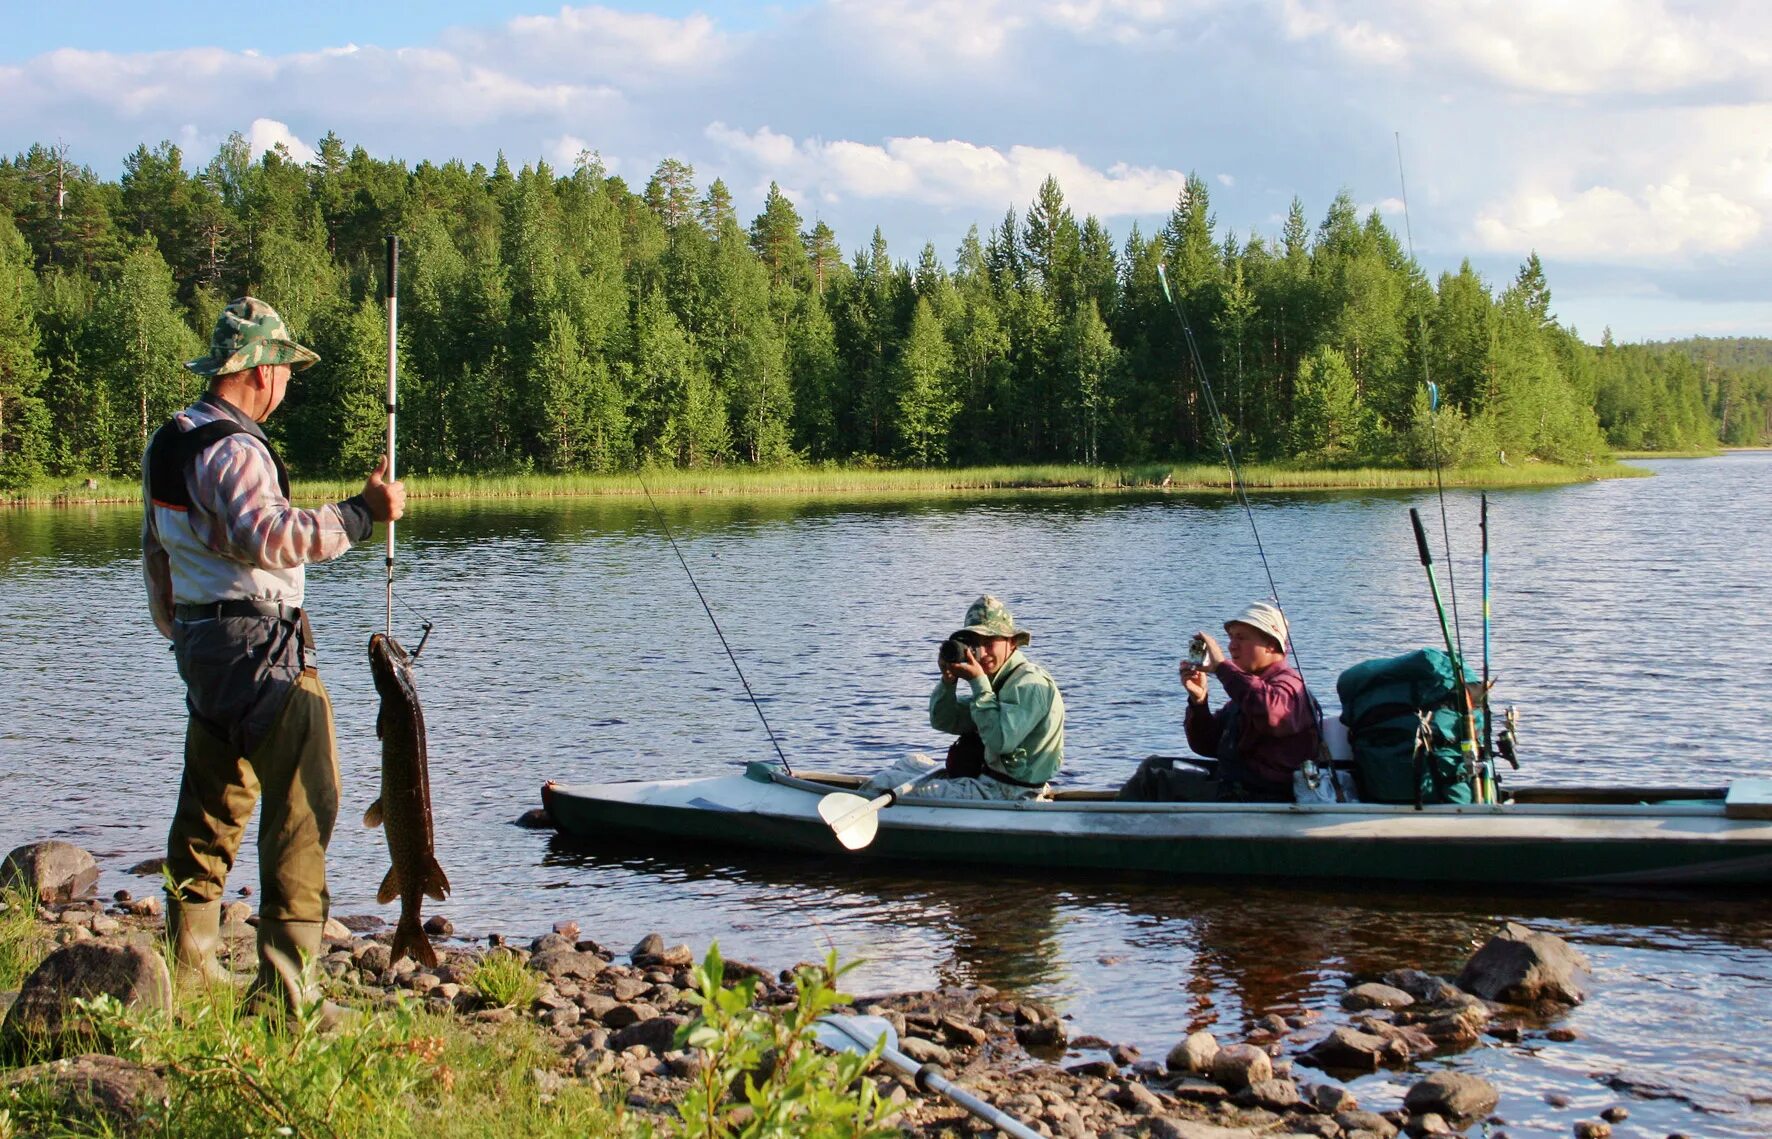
[165,898,235,985]
[247,918,325,1015]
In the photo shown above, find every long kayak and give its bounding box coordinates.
[541,763,1772,887]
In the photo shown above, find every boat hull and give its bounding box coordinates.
[541,770,1772,887]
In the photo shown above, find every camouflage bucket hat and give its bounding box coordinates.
[184,297,320,377]
[955,594,1031,646]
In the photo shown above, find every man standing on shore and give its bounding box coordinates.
[142,297,403,1012]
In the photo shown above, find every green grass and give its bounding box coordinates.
[1609,447,1726,459]
[0,882,47,992]
[0,984,639,1139]
[5,458,1646,507]
[464,950,540,1010]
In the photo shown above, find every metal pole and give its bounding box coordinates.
[384,234,398,636]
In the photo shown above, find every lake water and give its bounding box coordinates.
[3,453,1769,1135]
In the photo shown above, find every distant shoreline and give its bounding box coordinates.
[3,460,1650,508]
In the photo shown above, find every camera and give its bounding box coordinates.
[938,635,977,668]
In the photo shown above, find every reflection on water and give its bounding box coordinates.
[4,454,1771,1134]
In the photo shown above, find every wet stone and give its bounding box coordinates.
[1457,922,1590,1006]
[1571,1123,1611,1139]
[1404,1071,1499,1126]
[1405,1113,1454,1137]
[1167,1030,1220,1075]
[513,807,553,829]
[1342,983,1416,1011]
[3,842,100,904]
[1209,1043,1271,1089]
[424,915,453,936]
[1336,1111,1399,1139]
[608,1014,687,1054]
[1239,1077,1300,1111]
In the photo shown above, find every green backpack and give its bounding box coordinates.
[1336,648,1482,805]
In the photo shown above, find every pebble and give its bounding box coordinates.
[1599,1106,1628,1123]
[424,915,453,936]
[1572,1123,1611,1139]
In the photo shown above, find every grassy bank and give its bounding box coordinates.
[1610,448,1725,459]
[5,459,1647,507]
[0,886,895,1139]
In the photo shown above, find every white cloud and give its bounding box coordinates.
[1474,179,1763,260]
[1280,0,1772,96]
[706,122,1188,217]
[450,6,733,85]
[246,118,314,164]
[827,0,1026,63]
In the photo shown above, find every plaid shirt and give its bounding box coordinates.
[142,396,371,638]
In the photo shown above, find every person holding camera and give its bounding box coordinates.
[1117,601,1320,802]
[860,595,1066,801]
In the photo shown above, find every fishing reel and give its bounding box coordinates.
[1496,705,1521,770]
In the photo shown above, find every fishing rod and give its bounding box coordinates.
[383,234,434,660]
[1396,135,1487,799]
[1480,493,1494,769]
[1155,263,1295,667]
[385,233,398,637]
[1411,508,1486,802]
[637,474,793,774]
[1157,260,1332,794]
[1394,134,1466,662]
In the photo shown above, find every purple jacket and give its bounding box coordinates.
[1184,659,1321,791]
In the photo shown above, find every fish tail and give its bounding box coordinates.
[389,908,438,969]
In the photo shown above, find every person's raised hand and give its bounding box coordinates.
[951,645,986,681]
[1180,659,1210,704]
[362,456,406,523]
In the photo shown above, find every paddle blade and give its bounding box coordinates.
[813,1014,898,1057]
[817,791,882,850]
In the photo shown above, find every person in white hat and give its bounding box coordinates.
[1117,601,1320,802]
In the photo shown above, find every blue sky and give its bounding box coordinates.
[3,0,1767,342]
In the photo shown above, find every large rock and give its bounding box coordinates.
[2,842,99,904]
[1209,1042,1271,1089]
[1456,922,1589,1006]
[2,943,172,1060]
[1166,1029,1220,1075]
[1381,969,1464,1005]
[1342,982,1415,1011]
[530,948,607,983]
[1300,1027,1394,1073]
[1403,1070,1499,1126]
[608,1013,687,1054]
[1,1054,166,1134]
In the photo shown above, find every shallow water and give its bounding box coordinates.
[3,453,1770,1134]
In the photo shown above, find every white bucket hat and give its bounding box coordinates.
[1225,601,1288,652]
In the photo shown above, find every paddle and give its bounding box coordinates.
[818,768,944,851]
[813,1014,1043,1139]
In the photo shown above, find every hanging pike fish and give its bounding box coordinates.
[362,233,448,966]
[366,630,447,966]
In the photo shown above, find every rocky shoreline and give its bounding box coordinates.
[1,840,1661,1138]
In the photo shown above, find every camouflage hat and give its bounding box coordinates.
[954,594,1031,646]
[184,297,320,377]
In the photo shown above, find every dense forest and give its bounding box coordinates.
[0,134,1767,490]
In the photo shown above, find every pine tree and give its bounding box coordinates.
[896,297,957,465]
[0,214,49,487]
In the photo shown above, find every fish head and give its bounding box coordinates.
[368,633,415,690]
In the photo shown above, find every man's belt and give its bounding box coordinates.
[982,766,1047,789]
[175,599,303,623]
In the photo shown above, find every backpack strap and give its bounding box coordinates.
[147,417,290,511]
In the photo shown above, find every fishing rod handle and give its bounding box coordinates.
[1410,507,1432,566]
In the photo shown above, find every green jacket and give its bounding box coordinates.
[929,649,1065,786]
